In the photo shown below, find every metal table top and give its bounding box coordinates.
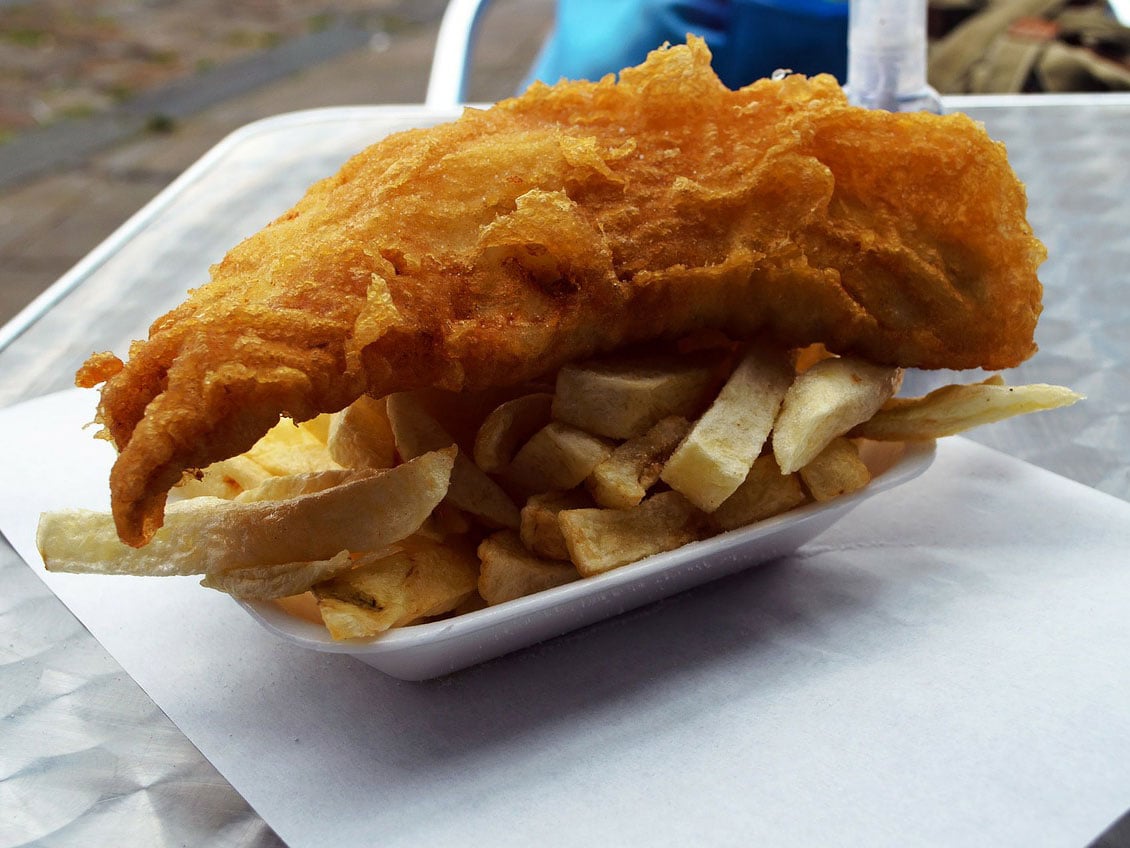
[2,95,1129,846]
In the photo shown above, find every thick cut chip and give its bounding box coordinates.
[175,454,273,500]
[588,415,691,509]
[798,437,872,502]
[850,377,1083,441]
[558,491,709,577]
[387,391,520,528]
[298,413,333,444]
[177,411,362,501]
[520,489,594,560]
[201,550,358,600]
[386,391,456,457]
[234,468,375,503]
[507,422,615,493]
[37,449,455,577]
[327,395,396,470]
[407,385,553,454]
[711,453,808,531]
[246,418,342,475]
[313,538,479,639]
[415,501,474,543]
[772,355,903,474]
[477,530,579,605]
[552,351,723,439]
[660,344,794,512]
[274,592,323,625]
[473,392,554,473]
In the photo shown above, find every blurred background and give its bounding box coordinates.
[1,0,1127,329]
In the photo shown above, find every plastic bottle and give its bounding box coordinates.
[846,0,942,112]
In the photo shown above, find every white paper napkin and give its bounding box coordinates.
[2,389,1128,847]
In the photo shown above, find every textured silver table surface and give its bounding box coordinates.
[1,96,1129,846]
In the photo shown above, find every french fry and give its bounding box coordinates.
[234,468,375,503]
[477,530,579,605]
[473,392,554,473]
[297,413,333,444]
[587,415,691,509]
[274,592,323,625]
[313,538,480,638]
[45,325,1083,642]
[246,417,342,475]
[850,378,1083,441]
[382,392,453,459]
[558,491,709,577]
[798,437,872,502]
[507,422,614,493]
[327,394,396,470]
[408,385,552,453]
[520,489,594,560]
[415,501,474,543]
[37,448,455,577]
[175,454,274,500]
[202,550,358,600]
[772,356,902,474]
[388,392,520,529]
[711,454,808,531]
[660,344,793,512]
[179,414,342,500]
[552,351,722,439]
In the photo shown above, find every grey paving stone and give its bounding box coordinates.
[0,0,552,328]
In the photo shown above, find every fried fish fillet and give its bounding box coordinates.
[79,38,1044,546]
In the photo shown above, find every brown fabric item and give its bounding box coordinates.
[1037,38,1130,89]
[929,0,1130,93]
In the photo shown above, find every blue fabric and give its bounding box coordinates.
[525,0,848,90]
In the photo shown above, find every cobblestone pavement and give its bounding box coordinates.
[0,0,553,328]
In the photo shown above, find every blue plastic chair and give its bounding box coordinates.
[427,0,849,108]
